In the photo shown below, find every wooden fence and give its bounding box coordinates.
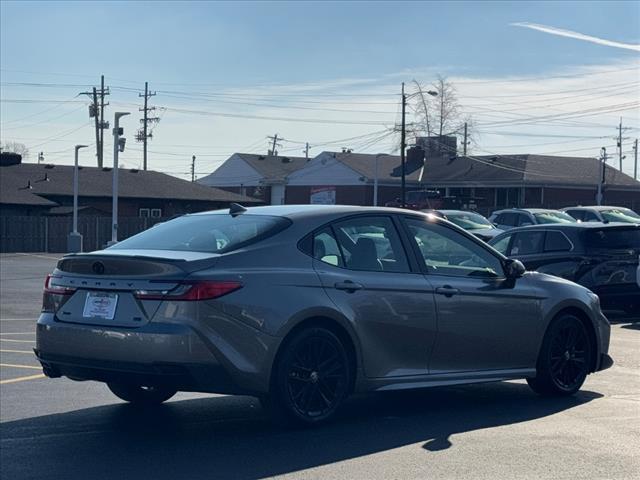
[0,216,165,253]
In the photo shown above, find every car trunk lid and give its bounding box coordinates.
[50,249,219,327]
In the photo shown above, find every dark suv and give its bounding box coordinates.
[489,223,640,315]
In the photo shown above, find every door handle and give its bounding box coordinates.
[334,281,364,292]
[435,286,460,297]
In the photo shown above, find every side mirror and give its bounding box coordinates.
[504,259,526,279]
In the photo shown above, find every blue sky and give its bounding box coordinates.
[1,1,639,178]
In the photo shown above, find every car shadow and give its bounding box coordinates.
[0,382,602,479]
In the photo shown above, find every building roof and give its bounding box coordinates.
[0,162,261,207]
[237,153,308,182]
[421,154,639,188]
[328,152,422,183]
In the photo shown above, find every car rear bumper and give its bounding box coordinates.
[35,312,277,395]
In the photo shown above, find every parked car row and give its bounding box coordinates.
[423,206,639,316]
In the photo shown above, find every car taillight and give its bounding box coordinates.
[42,274,76,313]
[134,280,242,301]
[44,274,76,295]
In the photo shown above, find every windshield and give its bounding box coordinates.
[445,212,493,230]
[110,214,290,253]
[585,227,640,250]
[534,211,577,224]
[601,209,640,224]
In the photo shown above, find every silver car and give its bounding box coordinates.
[36,205,612,425]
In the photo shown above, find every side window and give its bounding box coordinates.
[566,210,583,221]
[509,231,544,255]
[504,213,519,226]
[491,234,512,255]
[518,213,534,226]
[405,219,503,278]
[544,231,572,252]
[313,228,343,267]
[332,216,409,273]
[583,211,599,222]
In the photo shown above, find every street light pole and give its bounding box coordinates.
[110,112,130,245]
[67,144,88,253]
[596,147,607,206]
[73,145,88,233]
[401,82,406,208]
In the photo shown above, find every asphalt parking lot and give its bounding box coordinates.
[1,253,638,480]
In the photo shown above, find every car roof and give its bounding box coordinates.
[492,208,560,214]
[190,204,423,220]
[563,205,633,211]
[438,209,486,216]
[495,222,639,233]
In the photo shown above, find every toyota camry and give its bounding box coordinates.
[36,205,612,425]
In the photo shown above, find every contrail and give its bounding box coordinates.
[511,22,640,52]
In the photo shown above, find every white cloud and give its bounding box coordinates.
[511,22,640,52]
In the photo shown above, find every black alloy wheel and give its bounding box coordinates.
[528,314,591,396]
[270,327,351,425]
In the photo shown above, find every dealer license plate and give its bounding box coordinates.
[82,292,118,320]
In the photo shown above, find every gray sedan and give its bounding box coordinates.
[36,205,612,425]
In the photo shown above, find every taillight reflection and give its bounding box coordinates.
[42,274,76,313]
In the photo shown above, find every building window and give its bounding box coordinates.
[139,208,150,218]
[151,208,162,218]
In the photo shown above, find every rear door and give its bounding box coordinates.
[402,218,542,373]
[311,215,438,378]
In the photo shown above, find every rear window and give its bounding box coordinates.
[109,214,290,253]
[585,227,640,250]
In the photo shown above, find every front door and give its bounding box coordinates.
[402,218,543,374]
[311,215,438,378]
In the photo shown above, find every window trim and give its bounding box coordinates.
[302,213,416,274]
[139,208,150,218]
[542,229,575,253]
[150,208,162,218]
[400,215,507,279]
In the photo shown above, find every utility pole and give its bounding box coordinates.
[267,134,281,156]
[191,155,196,182]
[618,118,623,171]
[463,122,468,156]
[137,82,158,170]
[597,147,608,206]
[99,75,109,168]
[304,142,310,160]
[92,88,100,165]
[38,152,44,164]
[401,82,407,208]
[634,139,638,181]
[80,76,109,167]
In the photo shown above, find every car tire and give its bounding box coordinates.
[267,327,351,426]
[527,313,592,396]
[107,382,177,405]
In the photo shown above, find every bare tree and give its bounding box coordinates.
[0,141,29,159]
[410,75,474,155]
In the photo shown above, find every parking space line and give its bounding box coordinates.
[0,332,35,336]
[0,349,34,354]
[9,253,60,260]
[0,319,35,322]
[0,339,36,343]
[0,363,41,370]
[0,373,46,385]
